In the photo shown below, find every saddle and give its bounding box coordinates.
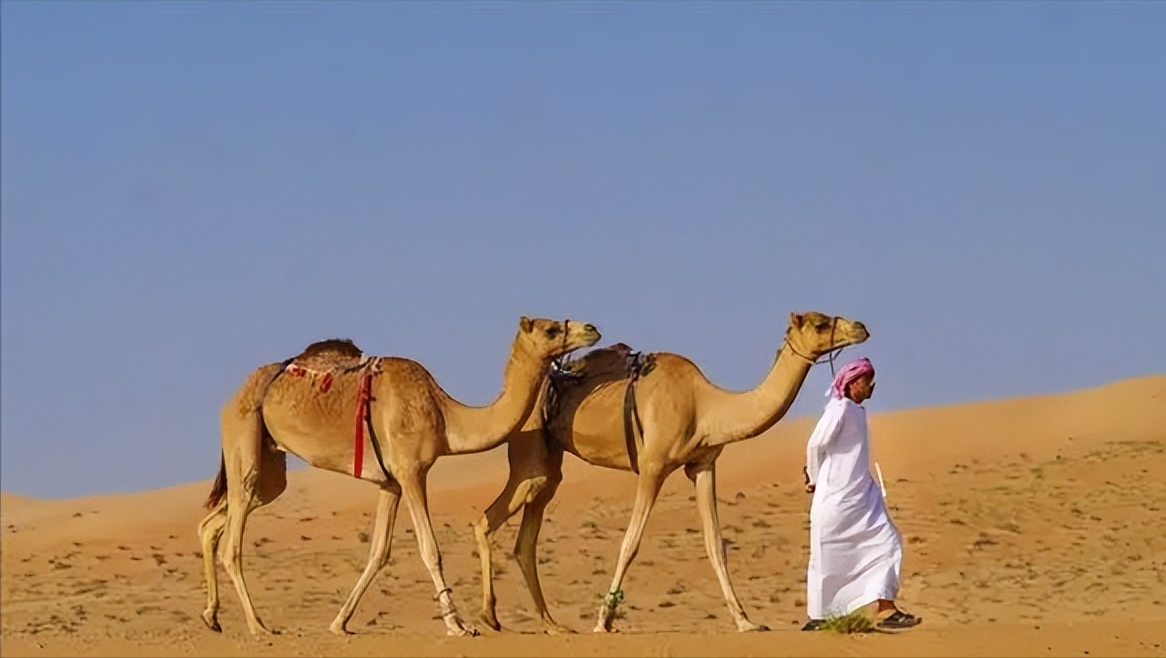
[541,342,656,474]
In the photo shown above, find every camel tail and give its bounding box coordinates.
[205,452,227,510]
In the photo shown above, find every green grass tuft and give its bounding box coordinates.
[821,609,875,634]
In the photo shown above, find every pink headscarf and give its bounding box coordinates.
[827,357,874,399]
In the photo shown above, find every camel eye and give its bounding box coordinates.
[815,321,829,331]
[545,325,561,338]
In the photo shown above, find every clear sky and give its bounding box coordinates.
[2,1,1163,499]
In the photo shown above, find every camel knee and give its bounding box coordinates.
[219,526,247,572]
[518,476,549,505]
[375,552,392,571]
[222,555,240,579]
[473,514,492,543]
[536,476,561,507]
[198,507,227,547]
[620,541,642,566]
[477,477,542,546]
[221,544,249,581]
[204,529,225,563]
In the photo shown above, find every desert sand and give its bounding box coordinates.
[2,374,1164,657]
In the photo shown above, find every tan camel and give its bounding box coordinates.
[472,311,869,634]
[197,317,601,637]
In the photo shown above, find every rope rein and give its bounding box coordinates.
[782,316,845,377]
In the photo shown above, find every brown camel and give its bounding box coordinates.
[197,317,601,637]
[472,311,869,634]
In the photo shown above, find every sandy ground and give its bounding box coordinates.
[2,374,1164,657]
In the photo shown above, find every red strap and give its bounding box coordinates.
[353,374,369,479]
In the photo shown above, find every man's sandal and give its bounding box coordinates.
[801,619,827,631]
[877,610,922,629]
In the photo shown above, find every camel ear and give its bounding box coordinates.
[520,316,533,333]
[789,312,804,328]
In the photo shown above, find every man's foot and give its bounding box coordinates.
[876,610,922,629]
[801,619,827,631]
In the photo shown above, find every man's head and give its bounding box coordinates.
[846,371,876,403]
[828,357,876,403]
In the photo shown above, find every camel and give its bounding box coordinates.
[196,316,601,637]
[472,311,869,634]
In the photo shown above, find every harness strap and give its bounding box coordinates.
[353,373,371,479]
[364,380,394,483]
[541,358,583,447]
[256,357,296,431]
[539,376,556,447]
[622,352,651,475]
[258,354,393,483]
[354,359,393,482]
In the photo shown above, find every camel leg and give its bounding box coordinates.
[329,481,404,635]
[686,460,768,632]
[218,427,286,636]
[197,501,227,631]
[399,471,480,637]
[200,423,286,636]
[473,474,532,631]
[220,486,271,635]
[512,449,569,634]
[594,463,667,633]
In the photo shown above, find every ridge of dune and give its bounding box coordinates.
[2,373,1162,514]
[714,372,1166,488]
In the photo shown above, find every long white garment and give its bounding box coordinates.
[805,397,903,619]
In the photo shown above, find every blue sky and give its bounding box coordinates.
[2,1,1163,499]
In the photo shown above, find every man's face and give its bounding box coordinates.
[848,372,876,403]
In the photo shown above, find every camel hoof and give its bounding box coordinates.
[447,625,481,638]
[201,612,221,633]
[329,623,353,636]
[478,611,501,632]
[738,621,770,633]
[544,622,575,635]
[250,623,278,637]
[593,607,616,634]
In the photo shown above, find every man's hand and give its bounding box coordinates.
[803,466,815,494]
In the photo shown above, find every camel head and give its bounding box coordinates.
[784,311,870,362]
[516,316,602,362]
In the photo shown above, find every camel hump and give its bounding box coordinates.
[300,338,363,359]
[291,338,367,371]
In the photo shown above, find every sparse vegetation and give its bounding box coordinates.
[821,609,875,634]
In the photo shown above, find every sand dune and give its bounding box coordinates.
[2,374,1164,657]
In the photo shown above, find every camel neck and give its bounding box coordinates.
[442,338,547,455]
[701,343,814,446]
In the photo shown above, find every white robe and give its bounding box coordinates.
[804,396,903,619]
